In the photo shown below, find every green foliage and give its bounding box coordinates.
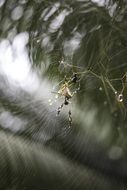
[1,0,127,189]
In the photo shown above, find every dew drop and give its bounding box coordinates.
[99,87,103,91]
[37,39,40,43]
[117,94,123,102]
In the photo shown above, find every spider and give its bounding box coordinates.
[56,82,72,115]
[53,73,80,127]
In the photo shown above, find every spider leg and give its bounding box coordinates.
[57,103,64,115]
[57,96,71,115]
[68,110,72,127]
[72,82,81,96]
[77,81,81,91]
[53,77,67,91]
[51,91,58,94]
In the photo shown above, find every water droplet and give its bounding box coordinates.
[117,94,123,102]
[55,95,58,99]
[37,39,40,43]
[99,87,103,91]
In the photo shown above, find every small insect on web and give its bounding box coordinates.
[52,73,80,127]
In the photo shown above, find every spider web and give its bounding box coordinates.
[1,1,127,189]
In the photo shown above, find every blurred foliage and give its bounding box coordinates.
[1,0,127,189]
